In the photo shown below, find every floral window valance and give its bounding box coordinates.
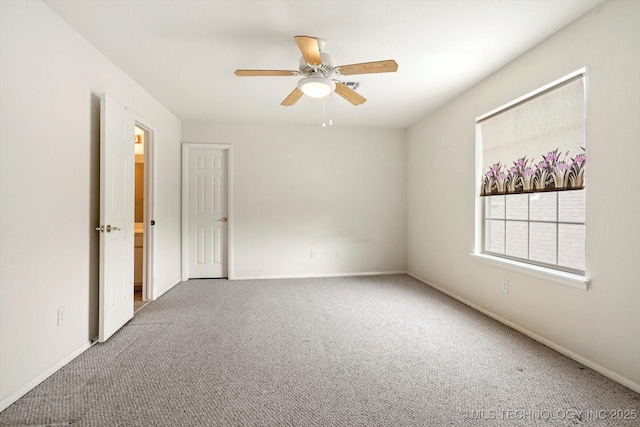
[477,74,586,196]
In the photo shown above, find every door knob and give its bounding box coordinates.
[98,225,122,232]
[217,217,228,223]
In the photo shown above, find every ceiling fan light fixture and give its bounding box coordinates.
[297,77,335,98]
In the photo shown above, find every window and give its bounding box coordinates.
[476,69,586,276]
[484,190,585,274]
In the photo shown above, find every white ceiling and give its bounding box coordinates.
[44,0,604,128]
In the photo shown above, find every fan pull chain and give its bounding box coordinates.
[322,101,326,127]
[322,95,333,128]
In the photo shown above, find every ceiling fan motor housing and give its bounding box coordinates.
[299,52,336,78]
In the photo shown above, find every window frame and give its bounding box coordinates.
[483,191,586,276]
[472,68,590,290]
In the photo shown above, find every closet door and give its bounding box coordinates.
[187,147,228,278]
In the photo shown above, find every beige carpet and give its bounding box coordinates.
[1,275,638,426]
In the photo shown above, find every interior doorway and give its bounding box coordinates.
[134,124,152,311]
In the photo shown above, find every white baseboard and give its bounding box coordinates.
[0,340,94,412]
[153,277,182,300]
[407,272,640,394]
[232,270,407,281]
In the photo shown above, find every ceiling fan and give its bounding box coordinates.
[235,35,398,107]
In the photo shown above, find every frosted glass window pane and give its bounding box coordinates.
[559,224,585,270]
[530,192,557,221]
[506,221,528,259]
[486,196,505,219]
[506,194,528,220]
[530,223,557,264]
[485,220,505,254]
[559,189,585,223]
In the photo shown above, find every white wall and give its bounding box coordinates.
[182,122,406,279]
[406,0,640,390]
[0,0,182,408]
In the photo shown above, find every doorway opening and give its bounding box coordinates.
[134,124,152,312]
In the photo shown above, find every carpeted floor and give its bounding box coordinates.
[1,275,638,426]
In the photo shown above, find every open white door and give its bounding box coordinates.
[98,94,135,342]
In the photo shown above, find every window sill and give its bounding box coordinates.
[469,253,590,290]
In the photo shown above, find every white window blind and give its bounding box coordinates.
[478,74,586,196]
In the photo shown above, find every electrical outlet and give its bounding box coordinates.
[57,306,67,325]
[336,251,341,258]
[502,280,509,294]
[310,251,316,259]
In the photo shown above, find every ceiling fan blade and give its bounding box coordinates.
[235,69,298,77]
[336,60,398,76]
[334,82,367,106]
[294,35,321,65]
[281,88,304,106]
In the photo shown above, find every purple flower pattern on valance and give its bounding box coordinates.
[481,147,585,196]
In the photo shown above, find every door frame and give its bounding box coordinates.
[133,114,156,300]
[181,143,234,281]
